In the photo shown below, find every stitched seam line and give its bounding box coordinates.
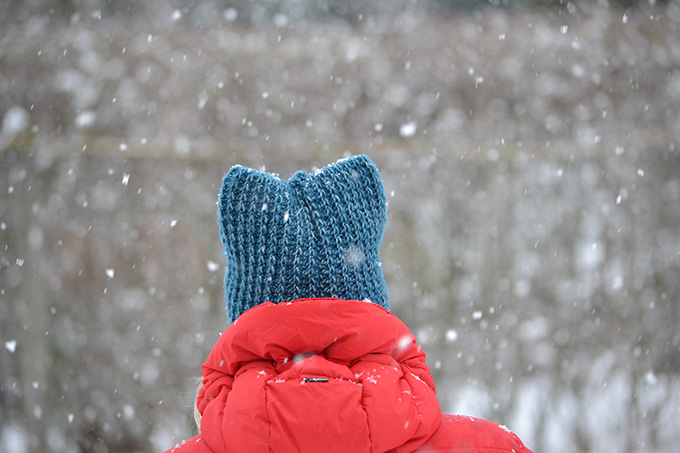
[359,383,375,452]
[264,381,273,453]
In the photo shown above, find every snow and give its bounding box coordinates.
[224,8,238,22]
[5,340,17,353]
[75,111,96,128]
[2,2,679,452]
[1,424,27,453]
[397,334,413,351]
[1,106,30,136]
[273,14,289,28]
[399,121,417,138]
[445,329,458,342]
[344,245,365,268]
[645,371,658,386]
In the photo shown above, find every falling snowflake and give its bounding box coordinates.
[5,340,16,353]
[399,121,417,138]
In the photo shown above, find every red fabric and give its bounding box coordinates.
[163,298,531,453]
[415,414,530,452]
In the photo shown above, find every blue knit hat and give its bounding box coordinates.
[217,154,389,322]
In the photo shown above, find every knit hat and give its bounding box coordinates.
[218,154,389,322]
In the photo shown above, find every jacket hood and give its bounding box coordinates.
[197,298,441,452]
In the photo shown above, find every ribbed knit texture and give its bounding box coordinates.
[217,155,389,322]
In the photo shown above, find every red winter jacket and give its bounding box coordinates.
[164,298,531,453]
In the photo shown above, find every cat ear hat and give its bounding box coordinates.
[217,155,389,322]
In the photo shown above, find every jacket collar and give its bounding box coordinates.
[204,298,431,379]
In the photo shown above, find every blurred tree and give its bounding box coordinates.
[0,0,675,24]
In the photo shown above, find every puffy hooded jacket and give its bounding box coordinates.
[164,298,531,453]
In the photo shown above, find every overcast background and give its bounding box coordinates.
[1,0,680,452]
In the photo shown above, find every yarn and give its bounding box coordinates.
[218,155,389,322]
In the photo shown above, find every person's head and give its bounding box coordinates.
[217,155,389,322]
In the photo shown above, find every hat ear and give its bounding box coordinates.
[288,155,388,306]
[218,166,291,322]
[315,155,384,189]
[309,154,387,230]
[218,166,283,247]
